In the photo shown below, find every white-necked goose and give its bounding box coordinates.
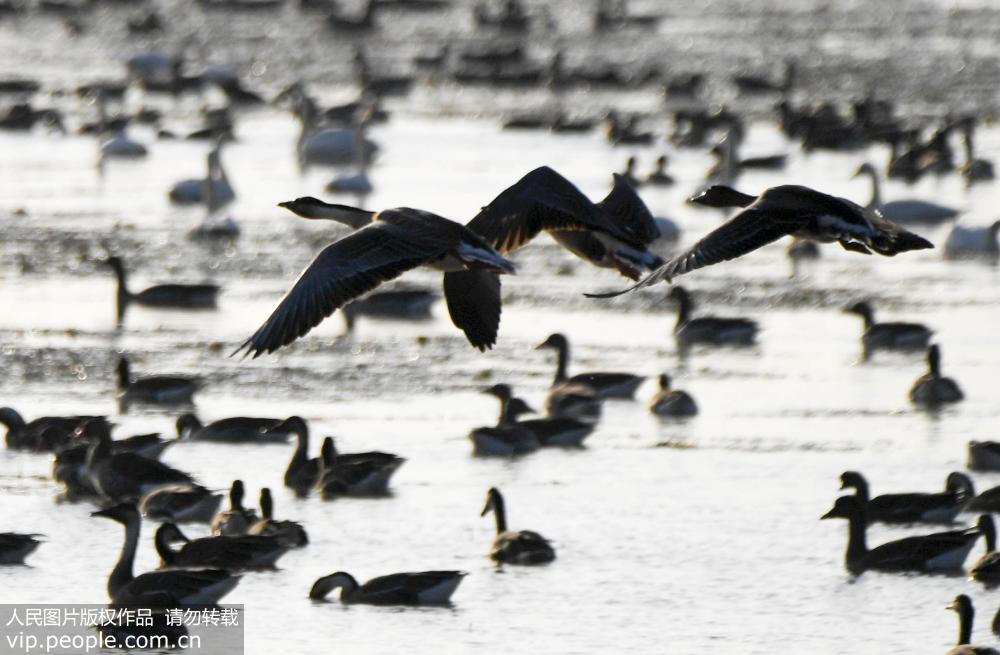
[484,384,594,447]
[481,487,555,565]
[155,521,288,570]
[211,480,258,536]
[536,333,643,399]
[0,407,107,451]
[238,200,515,355]
[140,484,223,524]
[843,300,932,359]
[969,442,1000,473]
[668,286,758,350]
[309,570,466,605]
[839,471,973,524]
[283,417,321,497]
[820,494,980,575]
[116,356,199,410]
[84,421,195,502]
[176,414,292,443]
[0,533,42,564]
[946,595,1000,655]
[910,345,963,407]
[470,396,540,456]
[92,503,240,606]
[944,221,1000,260]
[317,436,405,498]
[648,373,697,417]
[105,256,219,323]
[587,183,933,297]
[247,488,308,548]
[970,515,1000,584]
[855,162,959,226]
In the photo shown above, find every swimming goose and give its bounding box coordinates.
[247,488,308,548]
[140,484,223,524]
[839,471,974,524]
[176,414,291,443]
[968,441,1000,473]
[855,162,959,226]
[155,521,288,570]
[470,396,540,456]
[484,384,594,447]
[842,300,933,359]
[116,356,200,410]
[732,60,796,95]
[970,515,1000,584]
[648,373,698,417]
[619,156,640,187]
[943,221,1000,260]
[645,155,674,186]
[92,503,240,606]
[105,256,219,322]
[211,480,258,536]
[820,494,980,574]
[946,595,1000,655]
[0,533,41,564]
[84,421,195,502]
[295,96,377,170]
[909,345,963,408]
[168,147,235,208]
[0,407,107,451]
[667,286,758,350]
[282,417,321,497]
[588,184,933,297]
[309,570,466,605]
[54,428,173,499]
[965,480,1000,513]
[237,201,515,355]
[317,437,405,498]
[959,119,994,186]
[535,333,643,399]
[481,487,555,564]
[543,380,602,423]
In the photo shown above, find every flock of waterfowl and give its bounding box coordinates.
[3,0,1000,650]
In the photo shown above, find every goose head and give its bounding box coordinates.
[175,414,202,437]
[820,495,860,521]
[842,301,873,321]
[482,384,513,401]
[309,572,358,601]
[481,486,503,517]
[658,373,672,391]
[535,333,567,351]
[945,471,974,496]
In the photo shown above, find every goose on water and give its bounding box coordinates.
[946,595,1000,655]
[105,256,219,323]
[283,417,322,497]
[855,162,959,226]
[0,533,42,564]
[93,503,240,606]
[587,183,934,297]
[645,155,674,186]
[970,515,1000,585]
[943,221,1000,260]
[667,286,758,351]
[909,345,963,408]
[481,487,555,565]
[839,471,973,524]
[964,481,1000,514]
[0,407,107,451]
[211,480,258,536]
[342,288,436,333]
[168,146,235,208]
[483,384,594,447]
[958,119,994,186]
[842,300,932,359]
[820,494,980,575]
[155,522,288,570]
[316,436,405,498]
[84,421,195,502]
[247,488,308,548]
[176,414,292,443]
[535,332,643,399]
[968,442,1000,473]
[470,395,540,456]
[237,200,516,355]
[140,484,223,524]
[309,570,466,605]
[116,356,200,410]
[648,373,697,417]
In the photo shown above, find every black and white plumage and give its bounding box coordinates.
[839,471,974,524]
[309,570,466,605]
[481,487,555,565]
[910,345,963,408]
[238,202,516,355]
[587,184,933,297]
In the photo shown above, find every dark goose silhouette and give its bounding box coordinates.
[154,522,288,570]
[843,300,932,359]
[309,570,466,605]
[0,407,108,451]
[587,184,933,298]
[481,487,555,565]
[247,488,309,548]
[238,201,516,354]
[105,256,219,322]
[116,356,199,410]
[910,345,963,408]
[535,332,643,399]
[839,470,973,524]
[0,533,42,564]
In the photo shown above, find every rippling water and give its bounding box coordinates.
[4,2,1000,654]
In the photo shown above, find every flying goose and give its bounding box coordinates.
[283,417,322,497]
[92,503,240,606]
[535,333,644,399]
[0,533,42,564]
[648,373,698,417]
[969,441,1000,473]
[0,407,107,451]
[820,494,980,575]
[909,345,963,408]
[855,162,959,226]
[140,484,223,524]
[237,201,515,355]
[484,384,594,447]
[970,515,1000,584]
[211,480,258,536]
[309,570,466,605]
[176,414,292,443]
[946,595,1000,655]
[116,356,200,410]
[586,184,933,297]
[154,522,288,570]
[105,256,219,323]
[842,300,932,359]
[317,437,405,498]
[470,396,540,456]
[247,488,308,548]
[84,421,195,502]
[839,471,974,524]
[481,487,555,565]
[667,286,758,350]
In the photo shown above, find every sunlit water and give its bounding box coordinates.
[4,3,1000,655]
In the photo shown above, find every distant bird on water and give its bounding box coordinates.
[587,183,934,298]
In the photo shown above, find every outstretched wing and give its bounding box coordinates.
[443,270,502,351]
[467,166,633,252]
[235,223,448,358]
[595,174,659,246]
[587,206,795,298]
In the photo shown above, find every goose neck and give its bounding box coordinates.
[844,503,868,572]
[108,516,139,598]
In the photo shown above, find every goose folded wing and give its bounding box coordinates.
[869,492,953,521]
[358,572,459,603]
[864,531,976,569]
[124,569,234,605]
[236,223,448,358]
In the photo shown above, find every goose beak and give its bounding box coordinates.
[277,201,291,209]
[91,508,112,518]
[820,508,836,520]
[946,600,957,610]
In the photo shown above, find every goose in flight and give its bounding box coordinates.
[587,184,934,298]
[237,202,516,355]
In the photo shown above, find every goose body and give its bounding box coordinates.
[821,495,979,574]
[0,407,107,451]
[0,533,41,564]
[645,155,674,186]
[156,522,287,570]
[968,441,1000,473]
[648,373,697,417]
[85,422,195,502]
[317,437,405,497]
[970,516,1000,584]
[840,471,974,524]
[309,570,465,605]
[101,130,147,159]
[140,484,223,524]
[93,503,240,606]
[910,345,963,408]
[176,414,291,443]
[106,256,219,322]
[843,300,932,358]
[470,396,540,456]
[856,162,959,226]
[944,222,1000,260]
[240,201,516,355]
[966,483,1000,513]
[211,480,258,536]
[169,148,235,207]
[116,357,199,409]
[481,487,555,565]
[668,286,758,350]
[247,488,308,548]
[536,333,643,399]
[484,385,593,447]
